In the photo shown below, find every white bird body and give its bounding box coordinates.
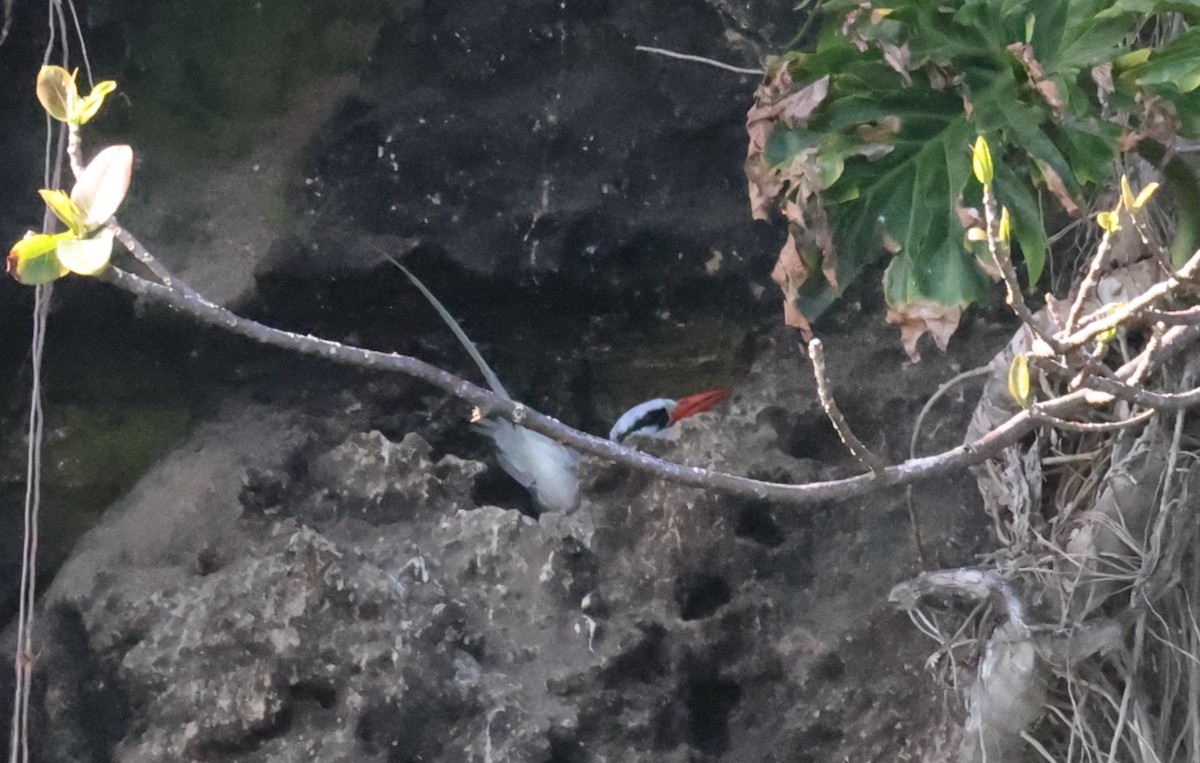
[475,417,580,512]
[389,257,580,513]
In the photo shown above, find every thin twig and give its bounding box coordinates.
[906,364,991,567]
[1141,306,1200,325]
[1065,227,1115,334]
[63,126,203,299]
[66,128,84,178]
[1060,247,1200,350]
[1126,322,1165,388]
[109,221,208,302]
[808,338,887,474]
[910,365,992,458]
[634,45,762,75]
[1032,408,1157,433]
[982,183,1064,353]
[10,285,49,763]
[1084,375,1200,410]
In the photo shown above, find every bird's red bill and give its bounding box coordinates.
[669,387,731,424]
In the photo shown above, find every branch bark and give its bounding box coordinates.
[808,338,887,474]
[101,265,1095,507]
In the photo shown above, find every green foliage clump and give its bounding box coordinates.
[8,67,129,284]
[747,0,1200,356]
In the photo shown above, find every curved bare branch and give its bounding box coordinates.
[101,265,1098,507]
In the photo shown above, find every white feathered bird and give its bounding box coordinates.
[390,258,581,513]
[390,257,731,512]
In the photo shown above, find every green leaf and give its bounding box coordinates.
[1051,121,1118,186]
[750,0,1185,351]
[1007,353,1032,408]
[972,136,994,186]
[765,128,821,167]
[1135,29,1200,93]
[824,86,975,297]
[74,80,117,124]
[56,229,115,275]
[38,189,88,237]
[1097,210,1121,233]
[36,65,77,123]
[6,231,71,285]
[1048,4,1140,71]
[35,65,118,125]
[992,162,1048,284]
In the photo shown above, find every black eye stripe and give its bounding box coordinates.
[624,407,670,439]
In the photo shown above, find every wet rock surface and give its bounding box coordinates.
[23,311,1010,761]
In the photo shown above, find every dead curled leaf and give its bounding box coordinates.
[745,72,831,222]
[841,5,871,52]
[745,64,864,336]
[1007,42,1064,113]
[771,230,814,338]
[855,116,900,143]
[809,201,839,292]
[1091,63,1114,111]
[748,74,831,129]
[881,42,913,87]
[746,158,785,221]
[1036,159,1080,215]
[885,300,964,362]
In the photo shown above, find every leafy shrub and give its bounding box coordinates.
[746,0,1200,358]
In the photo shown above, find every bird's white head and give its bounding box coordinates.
[608,387,730,442]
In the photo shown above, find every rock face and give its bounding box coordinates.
[26,315,1007,761]
[262,0,786,304]
[1,0,1017,759]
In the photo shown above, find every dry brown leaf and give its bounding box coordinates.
[771,230,814,338]
[841,5,871,52]
[745,69,831,220]
[855,115,901,143]
[885,300,964,362]
[1121,94,1181,153]
[809,202,840,292]
[1007,42,1064,113]
[782,298,814,339]
[772,75,831,128]
[745,157,784,221]
[955,202,983,230]
[1091,63,1114,112]
[1036,79,1064,113]
[782,196,805,227]
[1036,159,1080,215]
[771,230,809,297]
[881,42,913,86]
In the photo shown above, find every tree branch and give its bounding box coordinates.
[1059,247,1200,350]
[808,338,887,474]
[100,265,1093,507]
[982,184,1064,353]
[107,221,207,302]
